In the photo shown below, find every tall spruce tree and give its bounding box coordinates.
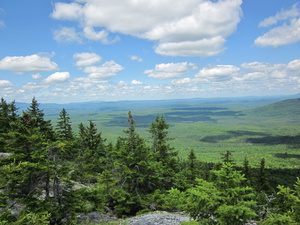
[0,98,18,150]
[100,112,162,215]
[148,115,178,188]
[256,158,271,193]
[148,115,177,163]
[76,121,106,182]
[0,98,79,224]
[25,97,55,140]
[56,108,73,141]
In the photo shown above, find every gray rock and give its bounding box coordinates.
[123,212,192,225]
[77,211,116,224]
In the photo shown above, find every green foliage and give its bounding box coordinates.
[56,108,73,141]
[75,120,106,182]
[168,163,257,224]
[259,214,295,225]
[181,222,199,225]
[1,97,300,223]
[0,210,50,225]
[275,178,300,223]
[255,158,272,193]
[148,115,177,161]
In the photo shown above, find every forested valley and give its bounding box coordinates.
[0,97,300,224]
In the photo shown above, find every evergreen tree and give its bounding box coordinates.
[78,121,105,153]
[168,163,257,224]
[100,112,162,215]
[0,98,18,150]
[24,97,55,140]
[148,115,177,165]
[187,149,197,185]
[56,108,73,141]
[256,158,271,193]
[76,120,106,182]
[148,115,178,189]
[221,150,235,165]
[0,98,78,224]
[242,157,253,186]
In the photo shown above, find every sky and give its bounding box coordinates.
[1,0,300,103]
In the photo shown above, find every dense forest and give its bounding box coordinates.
[0,97,299,224]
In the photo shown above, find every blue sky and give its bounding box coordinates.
[0,0,300,103]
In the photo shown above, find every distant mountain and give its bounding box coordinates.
[14,94,299,117]
[248,98,300,118]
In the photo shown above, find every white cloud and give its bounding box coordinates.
[131,80,144,85]
[255,18,300,47]
[237,72,265,81]
[238,59,300,82]
[255,4,300,47]
[22,82,48,90]
[155,37,226,57]
[83,60,124,81]
[171,78,192,85]
[51,0,242,57]
[118,80,127,86]
[43,72,70,84]
[31,73,42,79]
[196,65,240,82]
[0,80,13,87]
[0,54,58,73]
[130,55,143,62]
[241,62,285,72]
[287,59,300,70]
[51,2,83,21]
[53,26,82,43]
[74,52,102,67]
[259,3,300,27]
[72,77,109,84]
[83,27,120,44]
[145,62,196,80]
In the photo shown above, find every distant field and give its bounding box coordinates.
[42,96,300,169]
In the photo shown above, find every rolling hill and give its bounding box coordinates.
[248,98,300,118]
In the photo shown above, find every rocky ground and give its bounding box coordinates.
[77,211,258,225]
[122,212,192,225]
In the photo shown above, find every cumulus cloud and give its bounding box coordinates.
[83,60,124,81]
[0,80,13,87]
[83,27,119,44]
[53,26,82,43]
[255,19,300,47]
[51,0,242,57]
[287,59,300,70]
[31,73,42,79]
[241,62,285,72]
[74,52,102,67]
[51,2,83,21]
[196,65,240,82]
[155,37,226,57]
[131,80,144,85]
[0,54,58,73]
[237,59,300,83]
[255,4,300,47]
[145,62,197,80]
[43,72,70,84]
[171,78,192,85]
[259,3,300,27]
[22,82,48,90]
[130,55,143,62]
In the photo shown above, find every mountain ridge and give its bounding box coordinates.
[248,98,300,118]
